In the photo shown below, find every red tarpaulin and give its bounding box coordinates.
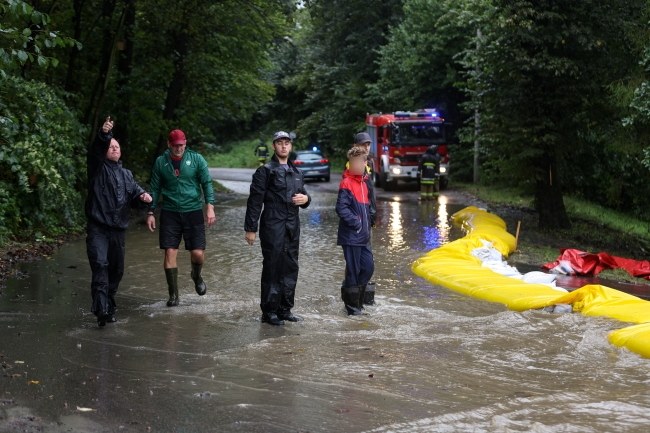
[543,248,650,280]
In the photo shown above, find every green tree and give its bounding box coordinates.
[463,0,646,228]
[0,0,293,244]
[369,0,471,122]
[0,76,87,242]
[116,0,291,169]
[0,0,85,243]
[0,0,79,76]
[274,0,402,153]
[624,44,650,170]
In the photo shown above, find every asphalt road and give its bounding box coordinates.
[209,167,474,204]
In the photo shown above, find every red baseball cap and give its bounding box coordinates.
[168,129,186,145]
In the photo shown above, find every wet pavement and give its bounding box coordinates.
[1,169,650,432]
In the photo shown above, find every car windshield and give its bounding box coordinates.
[392,122,445,145]
[296,153,323,161]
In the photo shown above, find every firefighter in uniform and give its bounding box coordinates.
[244,131,311,325]
[418,145,441,201]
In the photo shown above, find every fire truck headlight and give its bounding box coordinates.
[439,166,447,174]
[391,167,402,175]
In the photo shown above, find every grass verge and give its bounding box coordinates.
[454,182,650,285]
[455,182,650,243]
[205,138,260,169]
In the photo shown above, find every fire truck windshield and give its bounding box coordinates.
[391,122,445,145]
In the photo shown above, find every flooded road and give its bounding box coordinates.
[1,170,650,432]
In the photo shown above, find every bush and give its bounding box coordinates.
[0,75,87,244]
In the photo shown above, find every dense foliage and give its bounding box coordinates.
[1,0,649,243]
[268,0,650,227]
[0,0,291,243]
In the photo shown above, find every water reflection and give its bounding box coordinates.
[308,209,323,226]
[437,194,451,243]
[388,201,404,252]
[414,195,452,251]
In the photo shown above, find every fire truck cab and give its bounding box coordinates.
[365,109,450,191]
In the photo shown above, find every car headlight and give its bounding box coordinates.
[391,167,401,175]
[439,166,447,174]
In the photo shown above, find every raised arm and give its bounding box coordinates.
[87,117,113,184]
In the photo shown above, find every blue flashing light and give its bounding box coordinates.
[394,109,442,119]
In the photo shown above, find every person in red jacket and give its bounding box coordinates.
[336,146,375,315]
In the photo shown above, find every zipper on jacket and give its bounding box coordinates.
[361,179,367,234]
[166,151,184,212]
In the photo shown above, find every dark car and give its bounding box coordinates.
[293,150,330,182]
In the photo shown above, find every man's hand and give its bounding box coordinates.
[140,193,152,203]
[292,193,308,206]
[245,231,256,246]
[146,215,156,232]
[205,204,216,227]
[102,116,114,133]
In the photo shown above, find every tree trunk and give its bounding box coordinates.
[115,0,135,159]
[85,0,124,136]
[535,154,571,229]
[156,29,189,155]
[64,0,85,93]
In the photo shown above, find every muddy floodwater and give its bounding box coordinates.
[1,176,650,433]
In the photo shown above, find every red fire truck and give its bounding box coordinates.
[365,109,450,191]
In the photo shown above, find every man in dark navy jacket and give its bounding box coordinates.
[86,117,152,326]
[244,131,311,325]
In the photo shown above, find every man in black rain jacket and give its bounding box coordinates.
[244,131,311,326]
[85,117,152,326]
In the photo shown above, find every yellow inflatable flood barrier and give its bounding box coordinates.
[412,206,650,359]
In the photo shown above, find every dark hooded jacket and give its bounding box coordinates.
[85,130,145,229]
[244,155,311,246]
[336,170,372,246]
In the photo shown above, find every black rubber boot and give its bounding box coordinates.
[261,312,285,326]
[260,284,283,325]
[341,286,363,316]
[165,268,179,307]
[278,311,302,322]
[191,262,207,296]
[363,282,376,306]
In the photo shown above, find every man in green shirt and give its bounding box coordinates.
[147,129,216,307]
